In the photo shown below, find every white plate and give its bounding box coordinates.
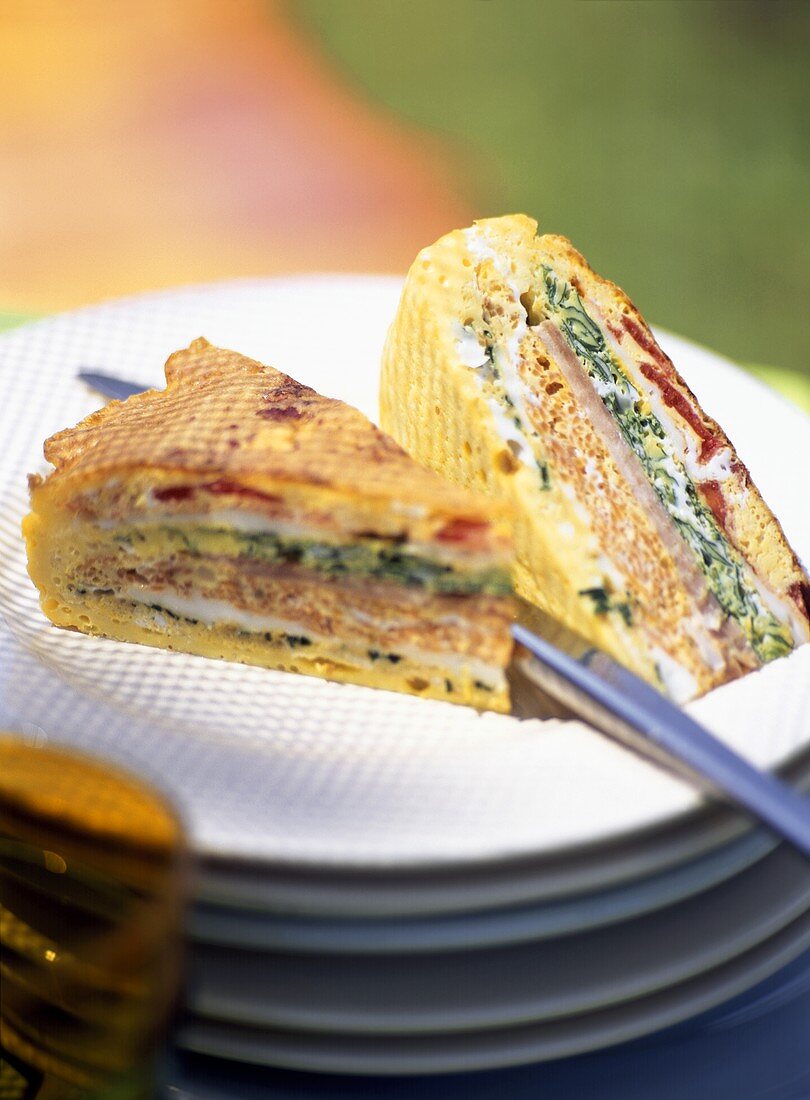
[0,276,808,870]
[185,839,810,1034]
[192,802,772,916]
[188,746,810,925]
[186,821,791,952]
[176,910,810,1075]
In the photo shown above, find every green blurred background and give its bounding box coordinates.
[293,0,810,382]
[2,0,807,408]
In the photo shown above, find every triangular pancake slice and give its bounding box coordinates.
[25,339,514,711]
[380,215,810,701]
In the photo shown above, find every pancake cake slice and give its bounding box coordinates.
[24,338,514,711]
[380,215,810,701]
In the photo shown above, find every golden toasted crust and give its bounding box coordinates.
[38,337,512,547]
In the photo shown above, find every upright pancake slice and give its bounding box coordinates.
[24,339,514,711]
[380,215,810,701]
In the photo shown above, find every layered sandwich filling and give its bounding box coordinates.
[35,491,513,703]
[536,266,792,663]
[458,225,799,671]
[110,524,512,595]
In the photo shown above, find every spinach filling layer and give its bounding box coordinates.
[538,266,792,663]
[114,526,512,597]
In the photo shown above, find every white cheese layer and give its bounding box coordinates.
[458,228,542,471]
[124,588,314,636]
[649,646,699,704]
[120,588,503,684]
[453,322,541,471]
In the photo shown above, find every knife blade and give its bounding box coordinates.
[78,371,151,401]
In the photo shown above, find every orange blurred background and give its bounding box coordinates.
[3,0,809,414]
[0,0,470,313]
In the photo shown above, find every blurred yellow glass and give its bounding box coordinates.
[0,737,188,1099]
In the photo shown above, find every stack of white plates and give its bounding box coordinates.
[1,277,809,1078]
[178,817,810,1074]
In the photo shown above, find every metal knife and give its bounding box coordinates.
[79,371,146,401]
